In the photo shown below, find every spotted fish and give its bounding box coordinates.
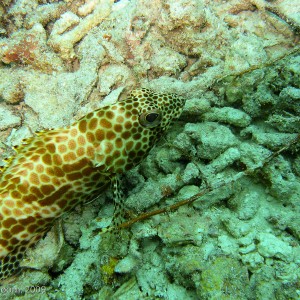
[0,88,185,281]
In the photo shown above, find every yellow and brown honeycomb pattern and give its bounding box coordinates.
[0,88,185,281]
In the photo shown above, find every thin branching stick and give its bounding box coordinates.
[116,134,300,230]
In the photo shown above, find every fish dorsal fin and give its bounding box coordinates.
[0,133,37,177]
[0,152,16,179]
[12,135,35,153]
[0,128,63,178]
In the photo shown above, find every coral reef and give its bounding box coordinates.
[0,0,299,299]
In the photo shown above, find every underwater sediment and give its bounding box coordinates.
[0,0,299,299]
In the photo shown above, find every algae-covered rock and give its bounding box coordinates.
[183,97,211,117]
[228,187,261,220]
[221,211,251,238]
[163,245,206,288]
[241,252,264,272]
[263,156,299,200]
[184,122,239,160]
[196,257,249,300]
[157,206,204,246]
[203,107,251,127]
[257,233,293,262]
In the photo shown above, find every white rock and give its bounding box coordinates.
[0,105,21,130]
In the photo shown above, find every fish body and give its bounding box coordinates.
[0,88,185,281]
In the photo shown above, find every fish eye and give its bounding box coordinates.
[139,109,162,128]
[146,112,159,122]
